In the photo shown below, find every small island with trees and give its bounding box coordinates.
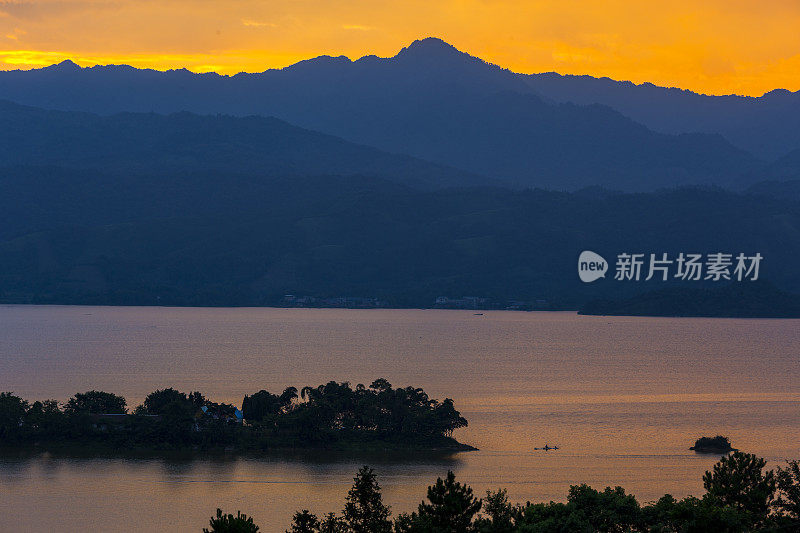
[0,379,473,453]
[691,435,737,454]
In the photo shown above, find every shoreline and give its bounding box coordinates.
[0,440,477,460]
[5,303,800,319]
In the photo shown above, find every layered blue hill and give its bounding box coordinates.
[0,38,771,191]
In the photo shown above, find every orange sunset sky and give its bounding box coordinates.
[1,0,799,96]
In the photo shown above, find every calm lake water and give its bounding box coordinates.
[1,306,799,532]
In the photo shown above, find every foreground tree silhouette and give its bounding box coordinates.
[270,453,798,532]
[319,512,347,533]
[516,484,643,532]
[641,494,750,533]
[287,510,320,533]
[396,470,482,532]
[203,509,259,533]
[567,485,642,532]
[475,489,519,532]
[776,460,800,519]
[343,466,392,533]
[702,451,776,527]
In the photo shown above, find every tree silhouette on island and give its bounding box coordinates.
[0,379,471,452]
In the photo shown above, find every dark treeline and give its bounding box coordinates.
[204,454,800,533]
[0,379,469,451]
[579,280,800,318]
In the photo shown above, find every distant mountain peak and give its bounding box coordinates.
[395,37,467,60]
[48,59,81,71]
[762,88,797,99]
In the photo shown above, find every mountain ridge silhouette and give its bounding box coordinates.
[0,37,779,191]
